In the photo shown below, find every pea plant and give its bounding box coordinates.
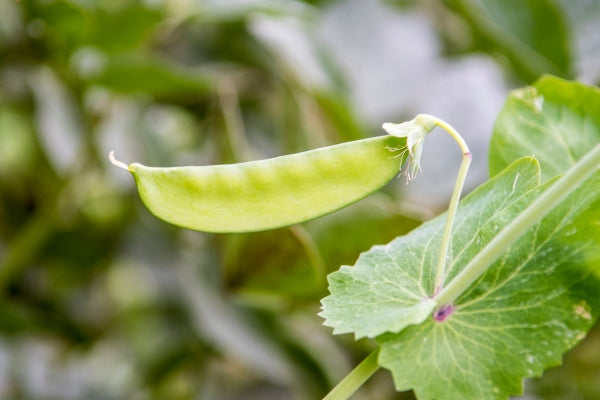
[111,75,600,400]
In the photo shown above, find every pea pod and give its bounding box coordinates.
[111,135,407,233]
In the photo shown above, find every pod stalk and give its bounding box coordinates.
[383,115,471,296]
[425,115,472,295]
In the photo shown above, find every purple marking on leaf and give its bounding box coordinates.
[434,304,455,322]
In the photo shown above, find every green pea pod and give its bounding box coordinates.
[111,135,407,233]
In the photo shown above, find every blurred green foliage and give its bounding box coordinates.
[0,0,598,399]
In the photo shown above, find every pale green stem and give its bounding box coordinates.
[289,225,327,289]
[435,142,600,307]
[322,349,380,400]
[420,115,472,294]
[435,154,471,294]
[219,79,253,162]
[0,194,57,291]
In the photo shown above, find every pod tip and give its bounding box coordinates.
[109,150,129,170]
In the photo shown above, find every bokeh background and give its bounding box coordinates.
[1,0,599,399]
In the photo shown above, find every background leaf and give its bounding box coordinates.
[442,0,571,81]
[489,75,600,181]
[90,55,216,99]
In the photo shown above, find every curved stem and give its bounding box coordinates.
[419,115,471,294]
[383,114,471,295]
[435,142,600,306]
[323,349,380,400]
[289,225,327,290]
[425,115,470,156]
[435,153,471,294]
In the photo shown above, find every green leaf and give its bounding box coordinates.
[222,228,321,298]
[25,1,162,58]
[305,197,421,271]
[196,0,314,21]
[82,4,163,54]
[446,0,571,81]
[320,156,600,399]
[92,55,215,98]
[490,75,600,181]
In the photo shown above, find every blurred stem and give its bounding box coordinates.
[219,79,253,162]
[0,202,56,291]
[293,88,329,149]
[323,349,380,400]
[289,225,327,290]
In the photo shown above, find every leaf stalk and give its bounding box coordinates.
[322,349,380,400]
